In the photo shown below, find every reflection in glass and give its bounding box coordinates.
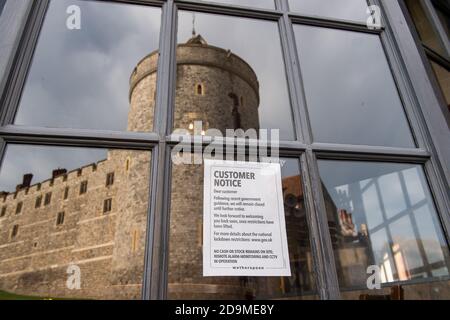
[294,25,415,148]
[289,0,369,22]
[430,61,450,110]
[0,0,5,17]
[435,6,450,41]
[404,0,448,57]
[0,145,151,299]
[180,0,274,9]
[15,0,161,132]
[168,157,316,299]
[318,161,450,299]
[174,11,295,140]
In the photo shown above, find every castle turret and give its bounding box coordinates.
[111,35,261,299]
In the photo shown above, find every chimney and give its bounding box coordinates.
[52,168,67,179]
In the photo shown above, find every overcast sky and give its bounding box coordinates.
[15,0,161,131]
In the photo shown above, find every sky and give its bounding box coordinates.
[15,0,161,132]
[319,160,450,280]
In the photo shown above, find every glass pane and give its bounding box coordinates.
[430,61,450,111]
[0,145,152,300]
[435,7,450,41]
[179,0,274,10]
[289,0,369,22]
[168,156,317,299]
[294,25,415,148]
[404,0,447,57]
[318,160,450,300]
[15,0,161,132]
[174,11,295,140]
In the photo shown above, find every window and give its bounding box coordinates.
[106,172,115,187]
[103,198,112,214]
[404,0,450,112]
[195,83,204,96]
[11,225,19,239]
[80,181,88,195]
[35,195,42,208]
[0,0,448,303]
[15,202,23,215]
[293,26,415,147]
[44,192,52,206]
[0,206,6,217]
[56,212,65,226]
[0,145,152,300]
[175,11,295,140]
[289,0,369,22]
[14,0,162,132]
[63,187,69,200]
[318,161,450,299]
[168,156,317,300]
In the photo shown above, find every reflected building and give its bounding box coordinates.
[0,34,311,299]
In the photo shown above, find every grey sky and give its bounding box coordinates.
[0,145,106,192]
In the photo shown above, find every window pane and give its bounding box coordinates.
[430,61,450,111]
[405,0,448,57]
[289,0,369,22]
[15,0,161,132]
[294,26,415,148]
[318,161,450,299]
[168,156,317,299]
[0,145,151,300]
[435,6,450,41]
[174,11,295,140]
[179,0,274,10]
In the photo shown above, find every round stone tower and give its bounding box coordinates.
[128,34,260,133]
[113,35,261,299]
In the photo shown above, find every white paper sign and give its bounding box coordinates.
[203,159,291,277]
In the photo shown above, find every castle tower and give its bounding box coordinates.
[112,35,261,299]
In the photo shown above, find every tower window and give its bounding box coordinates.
[1,206,6,217]
[106,172,115,187]
[103,198,112,214]
[195,83,204,95]
[35,195,42,208]
[11,225,19,238]
[15,202,23,215]
[64,187,69,200]
[80,181,88,195]
[56,212,65,226]
[44,192,52,206]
